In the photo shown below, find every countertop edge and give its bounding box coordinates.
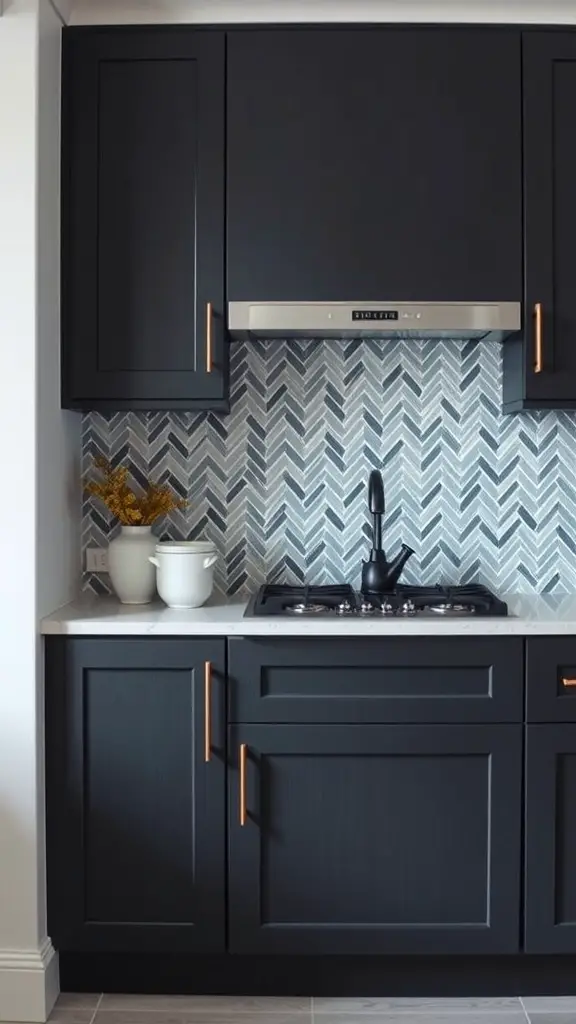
[40,595,576,636]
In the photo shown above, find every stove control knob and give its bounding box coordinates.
[337,601,352,615]
[381,601,395,615]
[360,601,375,615]
[401,599,416,616]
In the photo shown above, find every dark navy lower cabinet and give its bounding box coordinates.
[45,638,226,953]
[228,724,522,955]
[228,637,523,724]
[525,725,576,952]
[526,637,576,722]
[46,635,527,963]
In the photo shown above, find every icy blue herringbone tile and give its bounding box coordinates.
[82,338,576,596]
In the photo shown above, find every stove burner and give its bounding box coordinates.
[287,602,330,615]
[428,603,474,616]
[337,601,354,615]
[360,601,375,615]
[245,582,508,618]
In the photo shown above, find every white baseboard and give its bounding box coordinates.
[0,938,59,1022]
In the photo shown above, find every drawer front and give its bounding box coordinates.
[527,638,576,722]
[228,637,523,723]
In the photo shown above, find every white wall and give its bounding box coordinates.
[35,0,81,1010]
[0,0,81,1019]
[70,0,576,24]
[37,0,81,621]
[0,2,43,1006]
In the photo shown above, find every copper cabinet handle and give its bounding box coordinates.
[534,302,543,374]
[562,678,576,687]
[206,302,213,373]
[239,743,247,826]
[204,661,212,762]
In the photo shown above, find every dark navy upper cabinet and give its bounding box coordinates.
[45,638,226,953]
[229,724,522,955]
[227,28,522,303]
[61,30,227,411]
[504,32,576,411]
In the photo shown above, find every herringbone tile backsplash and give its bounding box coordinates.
[82,338,576,596]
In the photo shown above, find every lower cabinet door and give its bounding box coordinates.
[525,725,576,952]
[46,638,226,953]
[228,724,522,954]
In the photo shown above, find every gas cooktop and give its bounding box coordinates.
[244,583,508,618]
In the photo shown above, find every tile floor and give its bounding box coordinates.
[48,994,576,1024]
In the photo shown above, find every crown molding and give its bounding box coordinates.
[69,0,576,26]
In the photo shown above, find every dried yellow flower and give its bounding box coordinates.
[85,460,187,526]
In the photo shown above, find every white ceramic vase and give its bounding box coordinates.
[108,526,157,605]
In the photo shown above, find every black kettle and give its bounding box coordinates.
[361,470,414,594]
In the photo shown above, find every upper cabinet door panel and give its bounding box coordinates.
[227,29,522,303]
[62,30,226,410]
[521,33,576,404]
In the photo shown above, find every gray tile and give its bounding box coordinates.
[313,999,523,1014]
[96,1014,310,1024]
[49,1012,95,1024]
[527,1017,576,1023]
[100,996,310,1013]
[57,995,102,1011]
[310,1016,527,1024]
[523,999,576,1014]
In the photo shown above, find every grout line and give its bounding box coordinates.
[519,996,531,1024]
[46,0,67,26]
[87,1004,313,1017]
[89,993,104,1024]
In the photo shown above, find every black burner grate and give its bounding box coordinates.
[249,584,358,616]
[245,582,508,617]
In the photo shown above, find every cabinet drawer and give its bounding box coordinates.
[228,638,523,723]
[527,638,576,721]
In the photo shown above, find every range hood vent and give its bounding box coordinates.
[228,301,521,342]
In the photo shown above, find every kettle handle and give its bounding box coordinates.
[203,554,218,569]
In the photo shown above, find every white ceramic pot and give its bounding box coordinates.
[149,541,219,609]
[108,525,157,605]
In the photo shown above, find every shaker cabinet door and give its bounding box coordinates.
[525,725,576,952]
[62,30,227,410]
[505,32,576,410]
[46,638,226,952]
[228,724,522,955]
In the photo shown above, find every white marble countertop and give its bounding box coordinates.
[40,593,576,636]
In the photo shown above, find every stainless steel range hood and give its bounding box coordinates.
[227,301,521,342]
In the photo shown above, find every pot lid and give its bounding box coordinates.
[155,540,216,555]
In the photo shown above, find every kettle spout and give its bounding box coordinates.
[384,543,415,589]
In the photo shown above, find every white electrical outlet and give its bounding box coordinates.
[86,547,109,573]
